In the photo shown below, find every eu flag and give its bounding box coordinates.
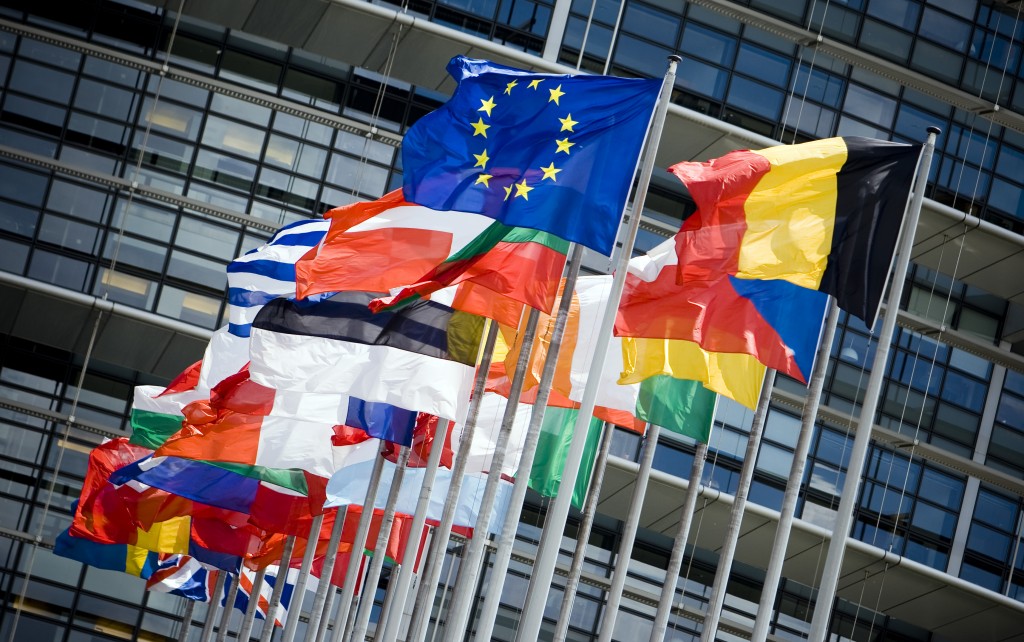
[402,56,661,256]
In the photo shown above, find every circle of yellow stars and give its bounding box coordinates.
[469,77,579,201]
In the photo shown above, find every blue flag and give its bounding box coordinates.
[402,56,661,256]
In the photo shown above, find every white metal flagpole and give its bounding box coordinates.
[698,369,777,642]
[806,126,940,642]
[552,422,615,642]
[280,512,325,642]
[750,299,839,641]
[513,54,679,642]
[440,308,542,639]
[350,447,412,641]
[237,567,267,642]
[406,322,500,642]
[260,536,296,642]
[379,321,497,642]
[329,447,388,642]
[199,570,227,642]
[471,245,585,642]
[595,423,658,642]
[650,440,710,642]
[303,508,346,641]
[215,573,240,642]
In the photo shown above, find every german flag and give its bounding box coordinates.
[670,136,919,327]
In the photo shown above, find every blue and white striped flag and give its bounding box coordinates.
[226,218,329,338]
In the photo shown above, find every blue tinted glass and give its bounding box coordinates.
[895,104,946,147]
[966,523,1011,559]
[728,76,783,119]
[1006,370,1024,396]
[941,371,987,412]
[866,0,920,29]
[995,393,1024,431]
[919,468,964,506]
[844,83,897,128]
[735,43,791,87]
[859,19,913,62]
[681,23,736,67]
[919,8,971,51]
[0,163,48,205]
[677,58,729,101]
[911,502,957,537]
[904,538,948,569]
[612,34,672,78]
[988,177,1024,217]
[622,3,678,44]
[974,490,1018,531]
[9,60,74,103]
[911,40,962,85]
[794,65,844,107]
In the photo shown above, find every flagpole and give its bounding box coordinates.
[514,54,679,642]
[472,244,585,642]
[177,597,195,642]
[216,573,241,642]
[440,308,542,639]
[751,299,839,641]
[379,321,497,642]
[406,322,500,642]
[304,507,346,641]
[552,422,615,642]
[650,440,710,642]
[595,422,658,641]
[281,512,325,642]
[350,447,413,641]
[329,447,388,642]
[313,586,337,642]
[260,536,296,642]
[237,567,268,642]
[200,571,227,642]
[807,127,940,642]
[698,369,776,642]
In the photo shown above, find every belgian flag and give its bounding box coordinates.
[671,136,920,328]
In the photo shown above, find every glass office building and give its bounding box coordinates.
[0,0,1022,639]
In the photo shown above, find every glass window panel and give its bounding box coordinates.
[961,60,1011,104]
[843,83,897,128]
[58,145,119,176]
[816,429,851,468]
[325,153,389,197]
[46,180,111,223]
[193,149,257,192]
[103,233,167,273]
[273,112,334,146]
[919,8,971,51]
[65,112,129,154]
[677,58,729,101]
[265,134,328,178]
[256,168,319,210]
[622,2,677,44]
[334,130,396,166]
[960,561,1004,591]
[967,523,1011,559]
[911,40,963,85]
[0,238,29,273]
[736,43,790,87]
[175,215,239,259]
[82,56,141,87]
[8,59,74,104]
[3,94,67,138]
[904,537,948,570]
[167,249,227,290]
[749,0,808,24]
[201,115,266,160]
[911,502,957,538]
[994,144,1023,181]
[940,370,987,412]
[157,285,221,328]
[987,177,1023,217]
[149,76,209,106]
[866,0,920,29]
[931,402,979,448]
[836,115,891,140]
[95,268,157,309]
[282,67,341,108]
[612,34,672,78]
[995,391,1024,430]
[808,3,860,42]
[727,76,783,119]
[1007,370,1024,396]
[681,24,736,67]
[988,425,1024,472]
[210,93,271,127]
[166,34,218,74]
[652,443,694,479]
[708,426,747,460]
[764,410,800,448]
[564,16,613,62]
[793,65,844,107]
[73,78,137,120]
[974,490,1018,531]
[859,19,913,63]
[27,249,92,290]
[0,201,39,238]
[132,130,194,175]
[219,49,281,93]
[956,312,999,345]
[142,97,202,141]
[112,199,176,241]
[749,479,784,511]
[755,442,793,478]
[37,214,99,254]
[918,467,964,506]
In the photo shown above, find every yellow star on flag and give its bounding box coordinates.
[504,80,518,95]
[514,180,533,199]
[540,162,561,181]
[555,137,575,154]
[558,114,578,132]
[471,118,490,138]
[503,184,513,201]
[548,84,565,105]
[528,79,543,90]
[475,173,493,187]
[473,149,490,169]
[478,96,497,117]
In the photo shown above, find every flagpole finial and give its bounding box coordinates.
[668,54,681,63]
[926,125,941,136]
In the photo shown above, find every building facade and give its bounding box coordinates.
[0,0,1022,640]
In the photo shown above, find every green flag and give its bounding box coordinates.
[636,375,716,443]
[528,407,604,511]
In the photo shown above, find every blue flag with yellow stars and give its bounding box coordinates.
[401,56,661,256]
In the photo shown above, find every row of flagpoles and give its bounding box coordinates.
[42,48,941,642]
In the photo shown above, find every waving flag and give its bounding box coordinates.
[669,136,918,327]
[146,554,221,601]
[616,236,828,383]
[55,528,160,578]
[402,56,660,255]
[227,218,329,338]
